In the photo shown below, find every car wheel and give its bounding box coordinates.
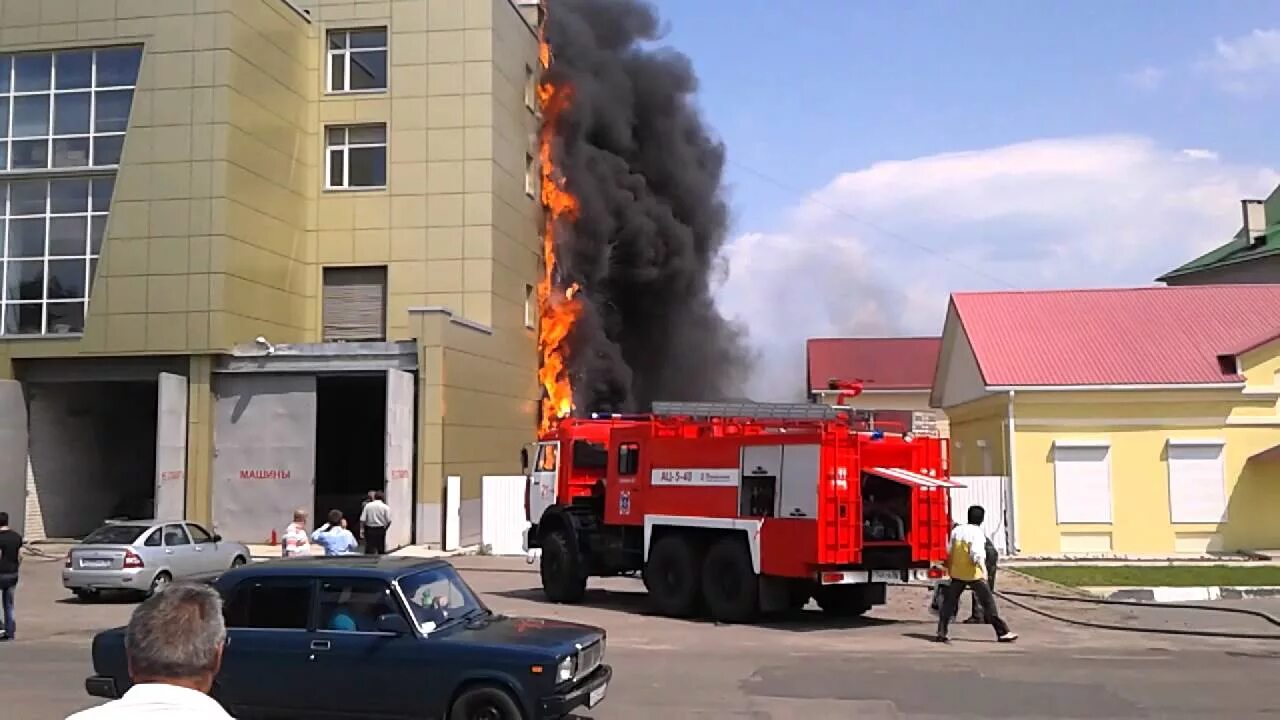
[539,529,586,604]
[700,535,759,623]
[73,588,97,602]
[230,556,247,569]
[449,684,522,720]
[148,571,172,597]
[644,533,701,618]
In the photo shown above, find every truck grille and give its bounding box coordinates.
[576,638,604,681]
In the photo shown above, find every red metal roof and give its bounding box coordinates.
[807,337,941,392]
[951,285,1280,386]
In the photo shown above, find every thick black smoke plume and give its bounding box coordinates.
[545,0,752,413]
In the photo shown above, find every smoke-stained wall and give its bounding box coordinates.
[544,0,752,412]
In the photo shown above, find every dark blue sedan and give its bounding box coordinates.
[84,556,611,719]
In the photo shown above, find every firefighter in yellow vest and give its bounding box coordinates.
[935,505,1017,643]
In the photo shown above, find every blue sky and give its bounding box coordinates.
[641,1,1280,397]
[652,0,1280,233]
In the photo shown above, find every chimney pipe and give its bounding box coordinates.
[1242,199,1267,246]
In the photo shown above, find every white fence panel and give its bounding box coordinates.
[481,475,530,556]
[949,475,1013,555]
[444,475,461,551]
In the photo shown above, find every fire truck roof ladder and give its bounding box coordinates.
[650,401,843,421]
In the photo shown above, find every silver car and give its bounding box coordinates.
[62,520,251,600]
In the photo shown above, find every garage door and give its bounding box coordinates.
[212,375,316,544]
[1168,442,1226,523]
[1053,443,1112,524]
[0,381,28,536]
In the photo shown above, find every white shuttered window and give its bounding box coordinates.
[1053,442,1112,524]
[322,266,386,341]
[1167,441,1227,524]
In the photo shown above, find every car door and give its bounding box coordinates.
[311,577,429,718]
[160,523,200,578]
[216,577,319,717]
[185,522,226,573]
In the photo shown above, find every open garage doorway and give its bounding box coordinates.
[315,374,386,540]
[211,365,415,547]
[25,381,158,538]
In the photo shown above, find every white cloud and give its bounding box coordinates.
[1196,28,1280,93]
[1122,66,1165,90]
[713,136,1278,401]
[1181,148,1219,161]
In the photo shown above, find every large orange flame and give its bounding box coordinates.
[536,11,582,435]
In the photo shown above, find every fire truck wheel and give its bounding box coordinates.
[814,585,872,617]
[540,529,587,603]
[644,533,701,618]
[700,536,760,624]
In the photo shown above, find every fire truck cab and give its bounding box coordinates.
[522,401,961,623]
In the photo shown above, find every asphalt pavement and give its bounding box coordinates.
[3,551,1279,719]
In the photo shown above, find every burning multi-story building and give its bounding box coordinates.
[0,0,548,548]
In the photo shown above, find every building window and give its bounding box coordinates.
[1167,440,1227,523]
[525,153,536,197]
[524,283,535,328]
[1,176,112,335]
[1051,441,1112,524]
[0,46,142,172]
[325,124,387,190]
[322,265,387,341]
[327,28,388,93]
[525,64,536,111]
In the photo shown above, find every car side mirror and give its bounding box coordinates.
[212,534,222,543]
[520,447,530,475]
[376,613,412,635]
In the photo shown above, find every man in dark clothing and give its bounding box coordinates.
[964,535,1000,623]
[0,511,22,641]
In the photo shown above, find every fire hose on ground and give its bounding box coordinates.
[901,582,1280,641]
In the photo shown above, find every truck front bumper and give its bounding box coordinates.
[85,675,120,699]
[538,664,612,718]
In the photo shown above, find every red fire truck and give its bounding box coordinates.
[521,401,962,623]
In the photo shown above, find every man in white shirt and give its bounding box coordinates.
[66,582,234,719]
[935,505,1016,644]
[360,491,392,555]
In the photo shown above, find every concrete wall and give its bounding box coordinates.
[412,306,536,545]
[309,0,540,340]
[946,395,1009,478]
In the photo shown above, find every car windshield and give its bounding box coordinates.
[82,525,149,545]
[395,566,486,634]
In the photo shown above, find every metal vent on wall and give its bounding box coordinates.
[650,401,842,420]
[322,266,387,342]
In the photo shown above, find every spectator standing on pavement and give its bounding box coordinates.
[66,582,233,718]
[964,534,1000,624]
[935,505,1017,644]
[311,510,358,556]
[357,490,376,541]
[360,491,391,555]
[0,511,21,641]
[282,509,311,558]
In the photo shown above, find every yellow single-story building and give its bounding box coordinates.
[932,285,1280,557]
